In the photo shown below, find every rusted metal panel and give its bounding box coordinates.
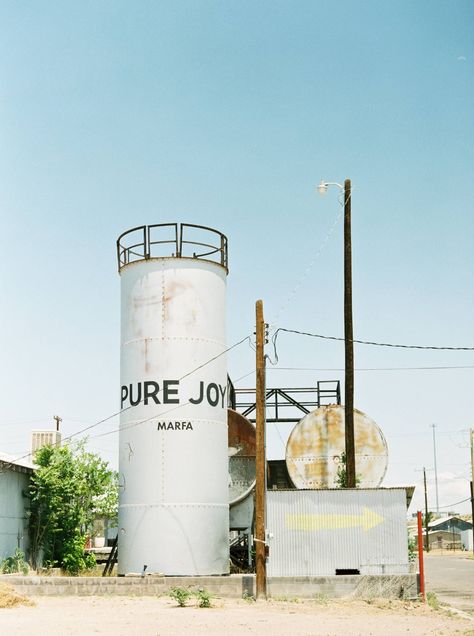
[286,405,388,489]
[266,488,409,576]
[117,224,229,576]
[228,409,256,506]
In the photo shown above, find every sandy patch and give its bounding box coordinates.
[0,595,472,636]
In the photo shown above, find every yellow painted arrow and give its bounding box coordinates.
[285,507,384,532]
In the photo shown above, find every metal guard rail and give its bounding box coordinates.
[116,223,228,272]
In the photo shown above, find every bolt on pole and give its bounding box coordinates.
[343,178,356,488]
[255,299,267,599]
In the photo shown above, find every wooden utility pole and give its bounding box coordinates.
[470,429,474,555]
[343,178,356,488]
[255,299,267,599]
[431,424,440,513]
[53,415,62,432]
[423,467,430,552]
[417,511,426,602]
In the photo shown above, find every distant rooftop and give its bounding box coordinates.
[428,515,473,529]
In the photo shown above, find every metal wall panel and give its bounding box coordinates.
[267,489,409,576]
[0,468,30,560]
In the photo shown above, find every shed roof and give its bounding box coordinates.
[429,515,473,529]
[0,451,35,473]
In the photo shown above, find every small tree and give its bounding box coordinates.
[28,440,118,574]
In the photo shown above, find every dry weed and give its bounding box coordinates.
[0,583,35,609]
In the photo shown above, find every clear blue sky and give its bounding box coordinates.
[1,1,473,514]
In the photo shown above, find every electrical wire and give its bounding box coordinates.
[266,365,474,372]
[272,327,474,355]
[93,367,259,440]
[272,208,344,327]
[435,497,471,510]
[90,400,193,440]
[0,334,252,472]
[233,370,255,384]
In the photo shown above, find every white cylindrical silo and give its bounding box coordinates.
[117,223,229,575]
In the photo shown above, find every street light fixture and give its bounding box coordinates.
[317,180,343,196]
[318,178,356,488]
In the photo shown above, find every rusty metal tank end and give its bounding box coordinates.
[285,404,388,489]
[228,409,256,506]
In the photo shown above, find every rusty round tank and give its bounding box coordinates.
[285,404,388,489]
[228,409,256,505]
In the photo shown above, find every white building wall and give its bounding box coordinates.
[267,488,409,576]
[0,467,30,561]
[461,529,473,551]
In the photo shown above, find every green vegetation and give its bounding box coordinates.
[28,441,118,574]
[0,549,29,575]
[196,587,212,608]
[169,587,192,607]
[408,534,417,562]
[169,586,213,608]
[426,591,440,610]
[314,592,329,605]
[334,452,361,488]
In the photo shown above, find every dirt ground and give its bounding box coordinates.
[0,595,473,636]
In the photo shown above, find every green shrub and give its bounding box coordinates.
[169,586,192,607]
[196,587,212,608]
[61,535,96,575]
[28,441,117,574]
[426,591,440,610]
[408,534,417,562]
[314,592,328,605]
[0,549,29,575]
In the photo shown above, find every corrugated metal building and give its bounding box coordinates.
[267,488,409,577]
[0,453,34,561]
[428,515,472,533]
[461,528,473,551]
[426,516,473,551]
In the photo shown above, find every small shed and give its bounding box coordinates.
[266,488,410,576]
[0,452,34,561]
[428,516,472,533]
[426,530,463,551]
[425,516,473,551]
[461,529,473,551]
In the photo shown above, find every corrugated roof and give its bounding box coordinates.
[0,451,35,472]
[428,516,469,528]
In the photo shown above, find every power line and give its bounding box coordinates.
[233,370,255,383]
[272,208,344,325]
[436,497,471,510]
[0,334,252,472]
[95,366,260,441]
[266,365,474,372]
[91,400,192,440]
[273,327,474,352]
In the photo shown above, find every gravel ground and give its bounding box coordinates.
[0,595,473,636]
